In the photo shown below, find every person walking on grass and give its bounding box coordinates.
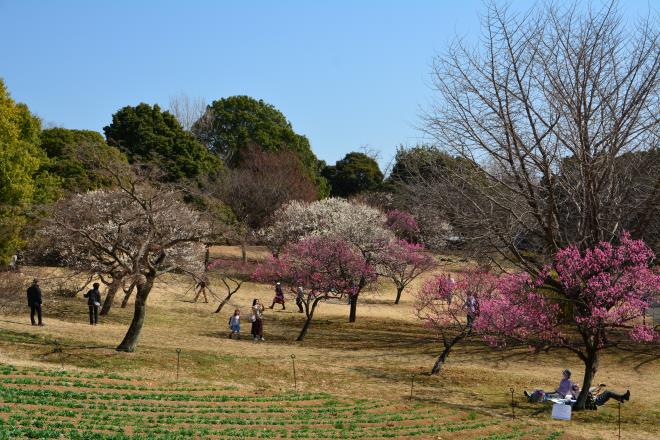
[27,279,43,326]
[295,285,305,313]
[228,309,241,339]
[269,282,285,310]
[251,299,265,342]
[84,282,101,325]
[194,277,209,303]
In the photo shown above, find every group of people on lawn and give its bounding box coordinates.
[227,281,306,342]
[25,279,632,409]
[525,369,630,409]
[26,278,101,327]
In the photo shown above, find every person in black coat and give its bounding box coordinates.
[26,279,43,326]
[84,283,102,325]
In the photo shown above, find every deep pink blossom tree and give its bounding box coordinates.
[385,210,420,241]
[379,240,436,304]
[253,236,376,341]
[477,233,660,409]
[415,269,498,374]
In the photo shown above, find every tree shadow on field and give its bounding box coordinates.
[613,346,660,372]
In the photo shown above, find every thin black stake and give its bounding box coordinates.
[175,348,181,381]
[410,374,415,401]
[510,387,516,419]
[618,401,621,440]
[291,354,297,393]
[55,342,64,369]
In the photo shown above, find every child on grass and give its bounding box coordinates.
[228,309,241,339]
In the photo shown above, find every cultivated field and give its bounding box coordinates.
[0,247,658,439]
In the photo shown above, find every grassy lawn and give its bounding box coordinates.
[0,248,657,439]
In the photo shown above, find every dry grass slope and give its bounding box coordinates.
[0,247,658,439]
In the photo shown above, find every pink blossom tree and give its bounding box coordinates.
[378,240,436,304]
[476,233,660,409]
[385,210,420,242]
[253,236,376,341]
[415,269,497,374]
[261,198,392,322]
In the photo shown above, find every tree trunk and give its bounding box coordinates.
[431,331,468,375]
[116,276,154,352]
[296,300,320,341]
[349,294,358,323]
[394,286,404,304]
[100,276,123,316]
[574,349,599,410]
[120,281,137,308]
[214,290,237,313]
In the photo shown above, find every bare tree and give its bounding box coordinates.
[405,1,659,273]
[207,143,319,262]
[38,169,214,352]
[168,93,208,131]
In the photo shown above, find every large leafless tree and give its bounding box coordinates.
[402,1,659,273]
[38,169,214,352]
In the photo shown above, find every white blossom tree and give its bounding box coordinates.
[39,181,212,352]
[261,198,393,322]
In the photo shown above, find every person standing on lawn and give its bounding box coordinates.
[251,298,265,341]
[84,282,102,325]
[27,279,43,326]
[295,285,305,313]
[228,309,241,339]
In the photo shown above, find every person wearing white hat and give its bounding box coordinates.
[269,282,286,310]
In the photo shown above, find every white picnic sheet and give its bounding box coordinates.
[549,397,576,405]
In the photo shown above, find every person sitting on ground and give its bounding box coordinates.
[269,282,285,310]
[586,384,630,408]
[524,369,579,402]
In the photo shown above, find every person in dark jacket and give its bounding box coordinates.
[84,283,102,325]
[27,279,43,326]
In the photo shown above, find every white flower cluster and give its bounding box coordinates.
[39,187,209,279]
[261,198,393,257]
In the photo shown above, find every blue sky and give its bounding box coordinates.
[0,0,654,169]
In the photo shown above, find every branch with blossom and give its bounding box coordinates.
[253,236,376,341]
[415,268,497,374]
[378,240,436,304]
[476,233,660,409]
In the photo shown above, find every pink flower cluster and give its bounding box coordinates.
[554,232,660,337]
[415,269,497,330]
[253,236,376,298]
[475,273,562,347]
[386,210,420,239]
[477,232,659,346]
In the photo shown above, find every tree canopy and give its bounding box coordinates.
[0,79,58,264]
[40,128,127,193]
[192,96,328,195]
[103,103,222,181]
[322,152,383,197]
